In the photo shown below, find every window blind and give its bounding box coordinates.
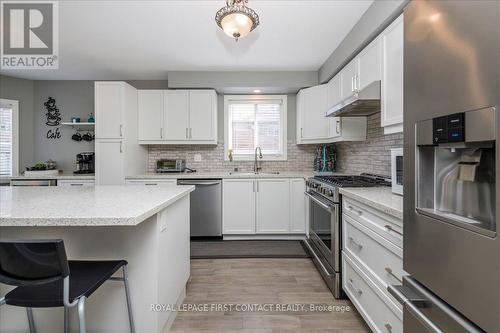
[0,106,13,176]
[228,100,282,156]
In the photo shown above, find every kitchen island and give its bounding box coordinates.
[0,185,194,333]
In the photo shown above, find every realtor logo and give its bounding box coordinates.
[1,1,59,69]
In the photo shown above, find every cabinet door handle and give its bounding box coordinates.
[189,128,192,139]
[347,205,362,215]
[385,267,403,283]
[185,128,188,139]
[348,236,363,250]
[119,124,123,137]
[119,141,123,153]
[300,128,303,138]
[354,74,358,92]
[385,224,403,236]
[336,120,340,134]
[253,181,255,192]
[351,76,354,92]
[256,181,259,192]
[385,323,393,332]
[348,278,363,295]
[160,128,163,139]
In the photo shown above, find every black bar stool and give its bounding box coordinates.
[0,239,135,333]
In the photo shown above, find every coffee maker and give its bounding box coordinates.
[74,152,95,174]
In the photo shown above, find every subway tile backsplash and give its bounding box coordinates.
[147,113,403,176]
[333,113,403,176]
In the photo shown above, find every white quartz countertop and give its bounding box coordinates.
[126,171,314,180]
[0,185,194,227]
[339,187,403,220]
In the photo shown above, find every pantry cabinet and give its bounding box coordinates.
[138,89,217,144]
[223,178,306,235]
[94,82,148,185]
[381,14,404,134]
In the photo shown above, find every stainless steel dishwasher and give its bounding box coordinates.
[177,179,222,238]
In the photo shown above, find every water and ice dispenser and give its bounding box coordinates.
[416,107,496,237]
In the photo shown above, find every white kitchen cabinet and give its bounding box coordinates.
[57,179,95,187]
[381,14,404,134]
[95,140,124,185]
[164,90,189,141]
[188,90,217,142]
[340,59,358,100]
[138,90,164,141]
[326,75,342,138]
[290,178,306,233]
[256,179,290,233]
[223,179,256,234]
[139,89,217,144]
[297,85,332,144]
[95,82,124,139]
[357,37,382,91]
[95,82,147,185]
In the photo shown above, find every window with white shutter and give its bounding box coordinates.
[224,95,287,161]
[0,99,19,177]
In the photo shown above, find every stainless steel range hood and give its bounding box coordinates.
[325,80,381,117]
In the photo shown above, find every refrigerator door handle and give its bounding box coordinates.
[388,277,484,333]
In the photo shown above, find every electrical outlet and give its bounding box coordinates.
[194,154,202,162]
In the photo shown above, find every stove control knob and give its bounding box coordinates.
[328,190,334,197]
[312,183,319,189]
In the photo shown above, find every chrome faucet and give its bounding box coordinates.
[254,146,263,173]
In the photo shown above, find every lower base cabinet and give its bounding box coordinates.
[57,180,95,187]
[223,178,306,235]
[125,179,177,186]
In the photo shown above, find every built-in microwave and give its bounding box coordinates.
[391,148,403,195]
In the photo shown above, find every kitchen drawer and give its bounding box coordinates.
[343,214,403,307]
[125,179,176,186]
[343,196,403,248]
[57,180,95,187]
[343,251,403,333]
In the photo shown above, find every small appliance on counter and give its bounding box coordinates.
[314,145,336,174]
[156,159,186,173]
[74,152,95,174]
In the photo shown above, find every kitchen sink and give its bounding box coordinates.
[228,171,280,176]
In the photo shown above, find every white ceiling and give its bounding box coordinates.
[1,0,373,80]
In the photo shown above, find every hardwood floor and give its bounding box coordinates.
[169,259,371,333]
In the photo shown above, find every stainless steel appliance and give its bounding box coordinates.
[388,1,500,332]
[304,174,390,298]
[156,159,186,173]
[325,80,381,118]
[391,148,403,195]
[10,179,57,186]
[177,179,222,238]
[74,152,95,174]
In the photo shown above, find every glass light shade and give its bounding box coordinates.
[221,13,253,39]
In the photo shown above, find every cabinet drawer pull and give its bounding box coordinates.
[385,224,403,236]
[385,323,393,332]
[348,237,363,250]
[144,183,158,186]
[347,205,362,215]
[348,278,363,295]
[70,183,83,186]
[119,124,123,137]
[385,267,402,283]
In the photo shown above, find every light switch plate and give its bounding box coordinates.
[194,154,202,162]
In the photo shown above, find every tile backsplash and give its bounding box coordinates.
[333,113,403,176]
[148,142,319,173]
[147,113,403,176]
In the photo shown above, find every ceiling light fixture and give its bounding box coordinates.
[215,0,260,41]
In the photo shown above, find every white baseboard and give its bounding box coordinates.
[222,234,306,240]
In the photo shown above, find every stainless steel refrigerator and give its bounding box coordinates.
[388,1,500,332]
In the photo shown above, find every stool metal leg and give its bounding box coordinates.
[77,297,86,333]
[64,306,70,333]
[26,307,36,333]
[122,266,135,333]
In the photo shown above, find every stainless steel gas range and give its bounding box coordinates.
[303,174,390,298]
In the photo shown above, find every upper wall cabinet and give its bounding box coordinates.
[381,14,404,134]
[357,37,382,91]
[297,82,366,145]
[95,82,125,139]
[138,89,217,145]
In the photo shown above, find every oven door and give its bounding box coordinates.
[305,191,340,272]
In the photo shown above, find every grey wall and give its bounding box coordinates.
[0,75,35,172]
[318,0,409,83]
[33,81,95,171]
[168,71,317,94]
